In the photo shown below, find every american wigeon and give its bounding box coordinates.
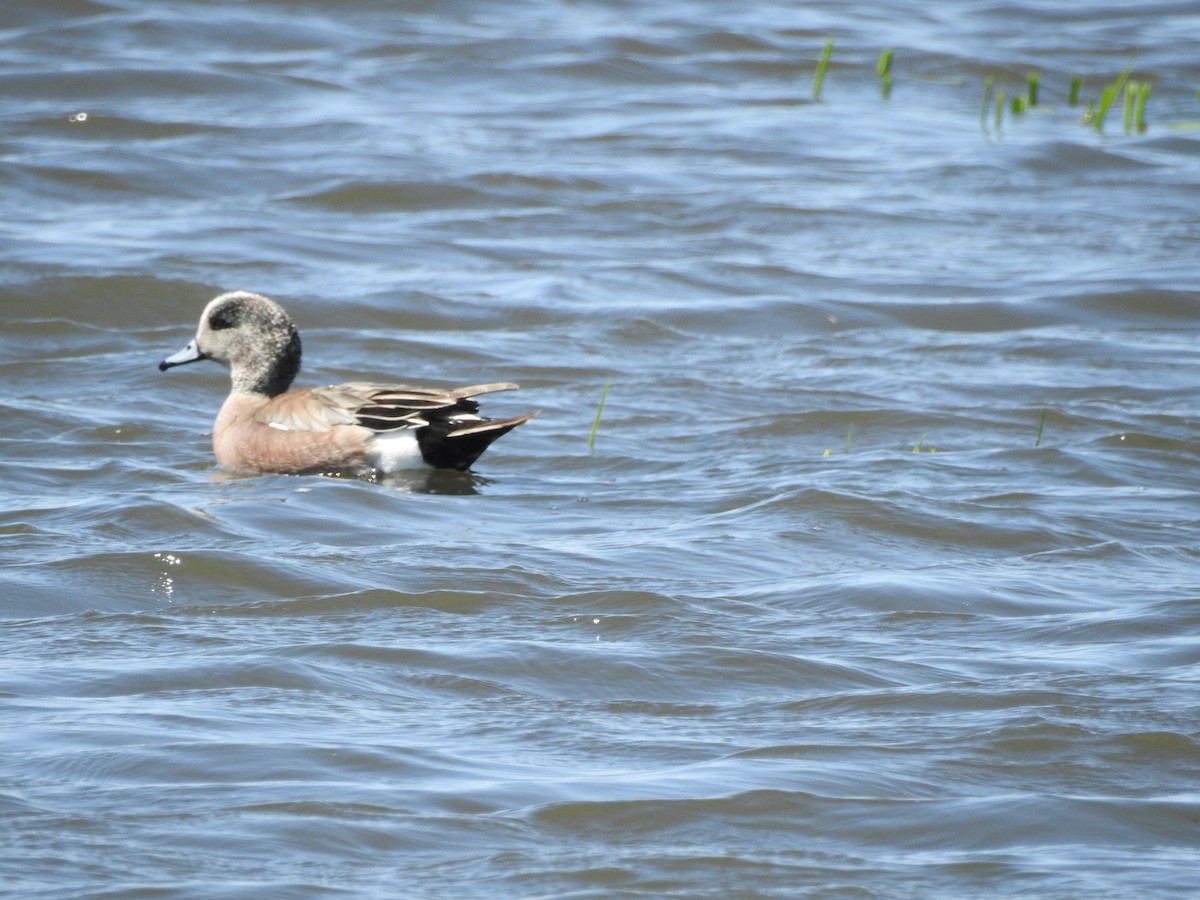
[159,291,537,476]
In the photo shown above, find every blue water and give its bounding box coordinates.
[2,1,1199,896]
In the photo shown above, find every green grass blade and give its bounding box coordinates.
[1096,86,1116,130]
[813,39,833,100]
[1135,81,1152,132]
[981,76,995,130]
[1069,76,1082,106]
[1035,408,1047,447]
[1095,63,1134,132]
[587,377,611,454]
[876,48,893,79]
[877,48,893,100]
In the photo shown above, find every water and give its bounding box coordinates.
[3,1,1200,896]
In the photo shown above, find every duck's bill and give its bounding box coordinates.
[159,339,207,371]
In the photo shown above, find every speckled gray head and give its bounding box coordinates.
[160,291,303,397]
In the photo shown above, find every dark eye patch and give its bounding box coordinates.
[208,306,238,330]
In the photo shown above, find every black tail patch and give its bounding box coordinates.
[415,414,535,470]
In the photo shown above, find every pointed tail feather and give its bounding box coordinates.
[451,382,520,398]
[447,410,540,437]
[418,411,539,470]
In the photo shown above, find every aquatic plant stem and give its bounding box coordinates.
[877,48,893,99]
[587,377,611,454]
[1135,81,1152,132]
[1069,76,1082,106]
[813,39,833,100]
[1095,63,1134,132]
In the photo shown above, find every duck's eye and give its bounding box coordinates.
[209,308,237,330]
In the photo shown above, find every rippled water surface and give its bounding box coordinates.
[3,1,1200,896]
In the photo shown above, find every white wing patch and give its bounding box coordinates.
[365,430,427,472]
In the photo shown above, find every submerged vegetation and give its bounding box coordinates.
[876,48,893,99]
[821,408,1052,457]
[803,41,1187,137]
[587,377,611,454]
[985,62,1157,135]
[812,39,834,100]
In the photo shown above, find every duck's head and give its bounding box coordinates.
[160,291,302,397]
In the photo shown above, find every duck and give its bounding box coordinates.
[159,291,537,476]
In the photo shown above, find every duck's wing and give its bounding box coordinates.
[254,382,521,434]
